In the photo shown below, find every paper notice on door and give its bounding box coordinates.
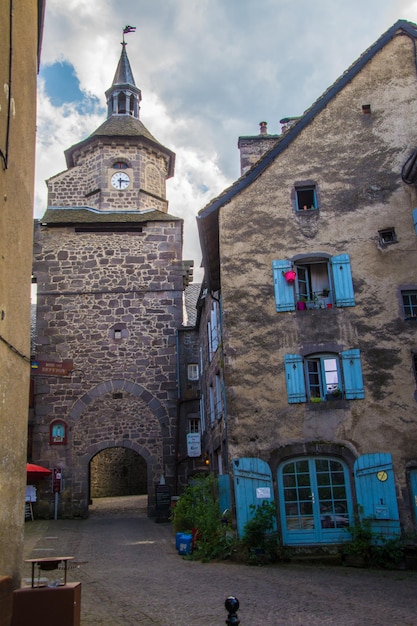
[256,487,271,499]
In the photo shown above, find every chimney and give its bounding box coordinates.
[259,121,268,135]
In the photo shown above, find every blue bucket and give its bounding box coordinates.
[178,533,192,555]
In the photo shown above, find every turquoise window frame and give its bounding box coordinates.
[402,290,417,319]
[306,354,341,400]
[295,186,317,211]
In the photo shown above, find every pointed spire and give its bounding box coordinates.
[112,42,136,86]
[105,34,141,120]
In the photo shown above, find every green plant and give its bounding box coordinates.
[172,473,236,562]
[340,517,374,565]
[240,501,286,565]
[340,514,409,569]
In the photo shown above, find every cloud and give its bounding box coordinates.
[36,0,417,283]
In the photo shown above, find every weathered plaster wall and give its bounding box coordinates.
[217,34,417,523]
[0,0,38,592]
[32,218,184,516]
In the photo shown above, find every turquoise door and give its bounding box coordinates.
[232,457,275,537]
[278,457,353,545]
[354,452,400,538]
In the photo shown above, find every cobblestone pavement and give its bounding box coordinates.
[22,496,417,626]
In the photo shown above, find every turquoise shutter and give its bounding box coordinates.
[272,260,295,312]
[331,254,355,307]
[341,349,364,399]
[284,354,306,403]
[413,208,417,235]
[233,457,275,537]
[354,453,400,539]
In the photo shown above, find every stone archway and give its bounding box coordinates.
[90,447,147,498]
[68,379,171,517]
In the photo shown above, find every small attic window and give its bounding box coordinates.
[113,161,128,169]
[295,185,318,211]
[378,228,397,246]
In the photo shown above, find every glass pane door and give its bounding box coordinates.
[279,457,352,545]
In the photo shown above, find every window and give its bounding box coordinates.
[207,302,220,361]
[200,395,206,433]
[294,185,318,211]
[113,161,128,169]
[211,302,219,353]
[187,363,199,381]
[272,254,355,312]
[50,420,67,445]
[188,418,200,433]
[402,290,417,319]
[284,349,364,403]
[306,355,341,400]
[215,373,223,419]
[209,386,215,425]
[378,228,397,246]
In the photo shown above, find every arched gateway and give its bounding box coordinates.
[69,380,169,517]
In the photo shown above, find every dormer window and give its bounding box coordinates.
[292,181,319,212]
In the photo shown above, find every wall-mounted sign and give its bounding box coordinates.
[256,487,271,499]
[187,433,201,457]
[31,359,73,377]
[53,467,62,493]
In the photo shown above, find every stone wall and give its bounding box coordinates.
[90,448,147,497]
[47,139,170,212]
[32,215,185,517]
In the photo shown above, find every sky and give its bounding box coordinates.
[35,0,417,282]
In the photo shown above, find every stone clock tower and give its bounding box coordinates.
[32,40,193,518]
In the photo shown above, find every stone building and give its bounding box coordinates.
[0,0,45,610]
[31,40,195,517]
[197,20,417,547]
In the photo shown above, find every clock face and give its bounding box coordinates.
[111,171,130,190]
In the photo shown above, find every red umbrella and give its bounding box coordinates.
[26,463,52,483]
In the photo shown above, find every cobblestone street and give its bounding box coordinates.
[22,496,417,625]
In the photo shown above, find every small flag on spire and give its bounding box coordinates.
[123,25,136,34]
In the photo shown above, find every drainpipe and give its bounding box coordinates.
[174,329,181,495]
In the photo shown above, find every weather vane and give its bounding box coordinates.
[122,25,136,44]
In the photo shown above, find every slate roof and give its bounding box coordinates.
[184,283,202,327]
[64,116,175,177]
[112,43,136,86]
[197,19,417,292]
[40,206,182,225]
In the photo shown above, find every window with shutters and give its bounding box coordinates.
[284,349,364,403]
[272,254,355,312]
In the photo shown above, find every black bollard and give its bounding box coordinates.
[225,596,240,625]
